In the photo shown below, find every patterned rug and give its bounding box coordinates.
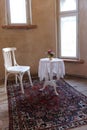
[7,79,87,130]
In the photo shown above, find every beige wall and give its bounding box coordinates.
[0,0,57,81]
[0,0,87,82]
[64,0,87,77]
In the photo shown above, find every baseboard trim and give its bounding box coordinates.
[0,73,87,85]
[65,73,87,79]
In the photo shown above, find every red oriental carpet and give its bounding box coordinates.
[7,79,87,130]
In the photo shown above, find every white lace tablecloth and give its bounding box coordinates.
[38,58,65,81]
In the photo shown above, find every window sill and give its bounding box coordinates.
[63,59,84,64]
[2,24,37,29]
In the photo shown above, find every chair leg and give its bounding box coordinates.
[5,75,7,93]
[27,70,33,86]
[15,74,18,84]
[4,70,8,93]
[19,74,24,93]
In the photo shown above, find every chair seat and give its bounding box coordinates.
[7,66,30,73]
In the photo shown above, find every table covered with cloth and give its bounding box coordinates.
[38,58,65,81]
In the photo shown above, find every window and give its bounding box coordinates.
[58,0,78,59]
[6,0,32,25]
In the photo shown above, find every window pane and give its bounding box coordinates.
[9,0,27,23]
[60,0,76,12]
[60,16,76,57]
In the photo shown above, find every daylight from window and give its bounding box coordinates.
[59,0,78,58]
[60,0,76,12]
[60,16,76,57]
[9,0,27,23]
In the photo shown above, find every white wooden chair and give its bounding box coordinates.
[2,47,33,93]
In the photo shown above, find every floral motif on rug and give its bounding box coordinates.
[7,79,87,130]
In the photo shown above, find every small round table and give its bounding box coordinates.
[38,58,65,95]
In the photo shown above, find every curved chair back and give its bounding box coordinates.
[2,47,17,69]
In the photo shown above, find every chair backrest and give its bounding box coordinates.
[2,47,17,69]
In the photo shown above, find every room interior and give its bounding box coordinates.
[0,0,87,130]
[0,0,87,81]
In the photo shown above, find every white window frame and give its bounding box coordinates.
[58,0,79,59]
[5,0,32,25]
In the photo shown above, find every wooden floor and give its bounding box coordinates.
[0,76,87,130]
[65,76,87,130]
